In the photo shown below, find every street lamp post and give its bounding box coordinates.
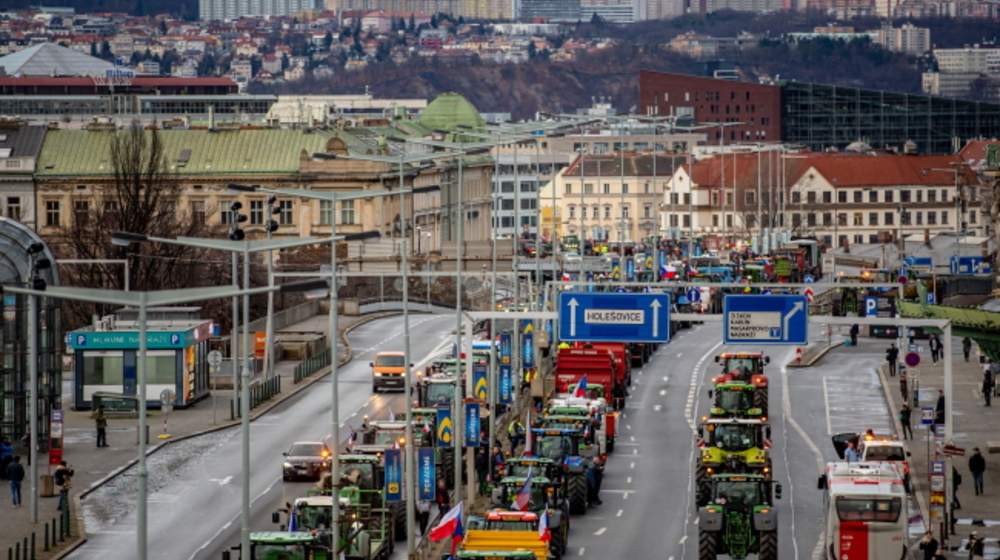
[225,183,400,548]
[312,150,441,557]
[112,231,351,559]
[7,280,329,560]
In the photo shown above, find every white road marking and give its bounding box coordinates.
[633,449,638,455]
[594,528,607,536]
[653,405,662,411]
[623,493,629,500]
[578,548,585,556]
[677,353,683,357]
[663,376,669,382]
[679,536,688,544]
[630,436,635,442]
[627,477,632,483]
[660,390,667,396]
[209,476,232,485]
[617,509,623,517]
[626,424,632,430]
[630,462,634,469]
[823,376,832,436]
[686,341,724,431]
[693,517,699,525]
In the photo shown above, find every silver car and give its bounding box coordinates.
[282,441,331,481]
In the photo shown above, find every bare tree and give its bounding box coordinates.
[55,123,232,330]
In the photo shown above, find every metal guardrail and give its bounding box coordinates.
[293,348,332,384]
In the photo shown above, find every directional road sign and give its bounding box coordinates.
[803,275,815,284]
[723,295,808,345]
[904,352,921,368]
[559,292,670,343]
[686,288,701,303]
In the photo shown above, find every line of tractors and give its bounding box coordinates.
[695,352,783,560]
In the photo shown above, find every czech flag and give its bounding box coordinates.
[538,510,551,543]
[573,375,588,398]
[584,422,591,439]
[512,467,534,511]
[430,503,464,544]
[347,426,357,447]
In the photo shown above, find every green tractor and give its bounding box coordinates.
[695,418,772,494]
[706,382,767,418]
[528,428,597,515]
[697,474,781,560]
[226,532,330,560]
[489,478,571,559]
[500,456,563,482]
[318,455,406,544]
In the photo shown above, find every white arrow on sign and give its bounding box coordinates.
[782,301,804,340]
[650,299,662,338]
[568,298,579,337]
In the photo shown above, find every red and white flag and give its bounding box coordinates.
[430,503,464,544]
[538,510,551,543]
[512,467,534,511]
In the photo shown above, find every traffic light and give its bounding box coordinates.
[266,195,279,234]
[229,201,247,241]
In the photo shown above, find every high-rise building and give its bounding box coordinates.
[200,0,317,21]
[520,0,581,20]
[875,23,931,55]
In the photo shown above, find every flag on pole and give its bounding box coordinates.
[289,508,298,531]
[584,422,591,439]
[389,409,396,422]
[423,421,431,434]
[573,375,588,398]
[538,510,551,543]
[347,425,357,446]
[430,503,464,543]
[512,467,534,511]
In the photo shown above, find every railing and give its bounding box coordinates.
[293,348,332,384]
[7,500,73,560]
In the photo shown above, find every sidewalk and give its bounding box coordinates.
[875,336,1000,558]
[0,311,389,559]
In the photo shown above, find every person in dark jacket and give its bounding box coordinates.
[886,344,899,376]
[983,372,994,407]
[935,390,945,425]
[969,448,986,495]
[475,448,489,495]
[6,455,24,506]
[953,466,963,509]
[918,531,939,560]
[899,404,913,440]
[928,334,942,364]
[849,324,859,346]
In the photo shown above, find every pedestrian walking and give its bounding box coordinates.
[969,532,984,560]
[969,448,986,495]
[919,531,939,560]
[507,420,525,452]
[415,499,431,535]
[844,440,860,462]
[95,406,108,448]
[886,344,899,376]
[963,337,973,362]
[899,404,913,440]
[434,479,450,515]
[54,461,74,511]
[929,334,942,365]
[935,390,946,425]
[0,437,13,480]
[900,373,909,403]
[849,324,859,346]
[953,466,963,509]
[983,372,994,407]
[6,455,24,507]
[475,448,489,496]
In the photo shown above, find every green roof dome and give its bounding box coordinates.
[419,93,485,131]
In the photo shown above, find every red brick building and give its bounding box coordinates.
[638,70,782,145]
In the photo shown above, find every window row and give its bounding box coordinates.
[41,198,357,227]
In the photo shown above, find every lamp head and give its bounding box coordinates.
[111,231,149,247]
[226,183,256,193]
[27,242,45,255]
[33,258,51,271]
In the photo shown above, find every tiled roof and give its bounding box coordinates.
[0,123,47,164]
[789,153,974,187]
[566,154,685,178]
[958,139,1000,169]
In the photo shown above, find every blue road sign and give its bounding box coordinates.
[761,289,773,295]
[723,295,808,345]
[686,288,701,303]
[905,352,921,368]
[558,292,671,343]
[920,407,935,425]
[803,275,815,284]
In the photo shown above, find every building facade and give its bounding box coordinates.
[0,122,46,230]
[199,0,318,20]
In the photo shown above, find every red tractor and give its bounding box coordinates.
[713,353,769,414]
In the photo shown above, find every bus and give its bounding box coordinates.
[817,462,908,560]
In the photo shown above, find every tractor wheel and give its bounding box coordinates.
[755,389,769,416]
[550,524,565,560]
[699,530,719,560]
[758,530,778,560]
[567,473,588,515]
[391,502,407,541]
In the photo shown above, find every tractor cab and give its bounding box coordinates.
[708,382,767,418]
[696,418,773,485]
[696,474,782,560]
[500,457,561,482]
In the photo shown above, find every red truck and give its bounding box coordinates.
[555,347,627,409]
[580,342,631,388]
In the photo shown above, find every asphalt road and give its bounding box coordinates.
[66,312,462,560]
[67,314,900,560]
